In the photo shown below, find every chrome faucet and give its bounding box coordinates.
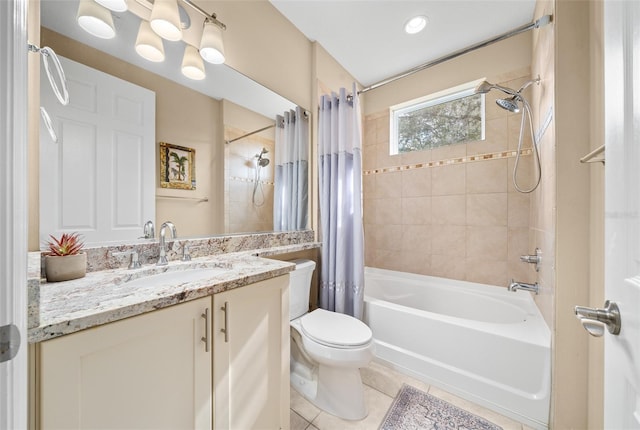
[157,221,177,266]
[508,279,539,294]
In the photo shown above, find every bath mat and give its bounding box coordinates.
[379,384,503,430]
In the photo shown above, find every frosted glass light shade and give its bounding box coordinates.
[199,20,225,64]
[135,20,165,62]
[150,0,183,41]
[181,45,206,80]
[77,0,116,39]
[95,0,127,12]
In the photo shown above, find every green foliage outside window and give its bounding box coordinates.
[394,92,483,153]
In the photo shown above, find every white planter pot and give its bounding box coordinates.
[44,253,87,282]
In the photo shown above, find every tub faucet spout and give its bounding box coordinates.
[508,279,539,294]
[157,221,177,266]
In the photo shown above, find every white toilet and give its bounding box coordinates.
[288,259,374,421]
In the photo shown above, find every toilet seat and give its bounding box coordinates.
[300,309,372,348]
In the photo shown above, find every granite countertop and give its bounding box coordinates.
[28,250,305,343]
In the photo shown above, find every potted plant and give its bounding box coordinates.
[44,232,87,282]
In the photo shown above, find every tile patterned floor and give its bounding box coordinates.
[290,361,535,430]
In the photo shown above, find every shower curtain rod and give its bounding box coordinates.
[226,110,311,144]
[226,124,275,144]
[359,14,553,95]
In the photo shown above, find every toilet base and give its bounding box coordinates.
[291,364,368,421]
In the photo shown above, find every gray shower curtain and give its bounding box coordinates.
[274,106,309,231]
[318,84,365,319]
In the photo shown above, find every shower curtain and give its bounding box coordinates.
[318,85,365,319]
[274,106,309,231]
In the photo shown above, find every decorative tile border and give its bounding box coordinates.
[230,175,274,186]
[363,148,533,175]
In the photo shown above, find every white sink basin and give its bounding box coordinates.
[124,267,227,288]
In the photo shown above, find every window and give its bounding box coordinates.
[390,83,485,154]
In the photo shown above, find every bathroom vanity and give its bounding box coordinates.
[28,248,301,430]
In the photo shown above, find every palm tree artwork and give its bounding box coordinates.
[169,151,188,181]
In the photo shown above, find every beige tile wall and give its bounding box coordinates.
[363,75,538,287]
[224,126,275,233]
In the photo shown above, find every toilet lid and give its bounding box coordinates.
[300,309,372,347]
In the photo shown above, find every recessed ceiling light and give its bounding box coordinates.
[405,15,428,34]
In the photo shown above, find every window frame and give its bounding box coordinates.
[389,81,486,155]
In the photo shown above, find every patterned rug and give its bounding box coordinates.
[379,384,503,430]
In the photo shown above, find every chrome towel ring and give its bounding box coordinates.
[29,43,69,106]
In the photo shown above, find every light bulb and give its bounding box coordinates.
[150,0,182,41]
[135,20,165,62]
[404,15,428,34]
[77,0,116,39]
[181,45,206,80]
[199,20,225,64]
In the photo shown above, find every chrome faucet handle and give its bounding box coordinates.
[111,250,142,270]
[519,248,542,272]
[129,251,142,270]
[139,220,155,239]
[181,243,191,262]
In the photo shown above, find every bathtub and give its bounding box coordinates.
[363,267,550,429]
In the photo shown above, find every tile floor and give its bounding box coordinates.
[290,361,534,430]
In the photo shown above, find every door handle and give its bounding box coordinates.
[574,300,621,337]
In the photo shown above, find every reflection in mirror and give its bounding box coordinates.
[37,0,308,245]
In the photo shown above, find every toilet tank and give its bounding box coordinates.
[288,259,316,320]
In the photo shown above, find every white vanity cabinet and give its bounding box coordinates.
[33,275,290,430]
[213,275,290,430]
[37,296,213,430]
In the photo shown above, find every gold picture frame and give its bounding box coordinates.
[160,142,196,190]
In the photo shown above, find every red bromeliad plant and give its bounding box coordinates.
[46,232,85,256]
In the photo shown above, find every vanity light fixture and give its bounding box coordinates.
[150,0,183,41]
[404,15,428,34]
[200,18,225,64]
[181,45,206,80]
[94,0,127,13]
[135,20,165,62]
[76,0,116,39]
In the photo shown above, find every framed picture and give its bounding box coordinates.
[160,142,196,190]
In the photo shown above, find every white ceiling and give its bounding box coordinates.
[270,0,537,87]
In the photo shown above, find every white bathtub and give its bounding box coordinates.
[363,267,550,429]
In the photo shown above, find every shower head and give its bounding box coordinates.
[255,148,270,167]
[496,96,520,113]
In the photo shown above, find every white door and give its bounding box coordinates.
[0,0,28,429]
[40,56,155,246]
[603,0,640,427]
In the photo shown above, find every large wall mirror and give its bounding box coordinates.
[37,0,310,246]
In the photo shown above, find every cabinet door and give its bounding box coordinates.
[39,297,212,429]
[213,275,290,430]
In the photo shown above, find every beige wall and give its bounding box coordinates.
[532,0,596,427]
[362,33,532,116]
[36,28,225,240]
[360,33,535,286]
[211,0,312,110]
